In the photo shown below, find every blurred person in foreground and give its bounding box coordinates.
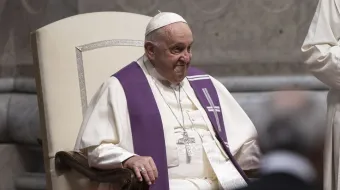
[235,91,326,190]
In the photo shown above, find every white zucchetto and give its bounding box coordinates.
[145,12,187,36]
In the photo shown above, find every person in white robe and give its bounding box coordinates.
[75,12,260,190]
[301,0,340,190]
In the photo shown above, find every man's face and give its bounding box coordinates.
[146,22,193,84]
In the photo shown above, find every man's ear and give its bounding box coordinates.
[144,41,156,60]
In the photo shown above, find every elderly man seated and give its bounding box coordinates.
[74,12,260,190]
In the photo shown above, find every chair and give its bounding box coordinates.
[31,12,151,190]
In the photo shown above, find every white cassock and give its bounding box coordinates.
[301,0,340,190]
[74,55,260,190]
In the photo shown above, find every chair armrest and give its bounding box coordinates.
[55,151,148,190]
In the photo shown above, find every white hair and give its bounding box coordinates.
[144,25,169,45]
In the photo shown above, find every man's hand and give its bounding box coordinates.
[123,156,158,185]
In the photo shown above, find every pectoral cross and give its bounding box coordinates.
[177,131,195,163]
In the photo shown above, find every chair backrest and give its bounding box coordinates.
[31,12,151,190]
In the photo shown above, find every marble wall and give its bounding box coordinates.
[0,0,319,79]
[0,0,78,81]
[79,0,319,76]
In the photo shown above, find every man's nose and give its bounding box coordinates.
[180,51,191,63]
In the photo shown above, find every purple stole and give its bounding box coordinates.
[114,62,248,190]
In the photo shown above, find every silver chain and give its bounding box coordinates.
[143,59,187,132]
[143,58,195,163]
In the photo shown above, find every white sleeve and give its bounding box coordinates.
[233,140,260,171]
[87,144,135,169]
[301,0,340,89]
[210,77,261,170]
[75,77,136,169]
